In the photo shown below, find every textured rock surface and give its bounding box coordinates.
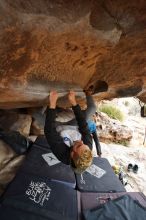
[0,140,25,195]
[95,112,133,144]
[0,0,146,108]
[0,110,32,136]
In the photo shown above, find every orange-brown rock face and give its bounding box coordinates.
[0,0,146,108]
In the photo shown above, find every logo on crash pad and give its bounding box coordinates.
[86,164,106,178]
[42,153,60,166]
[26,181,51,206]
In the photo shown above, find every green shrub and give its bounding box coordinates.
[99,104,124,121]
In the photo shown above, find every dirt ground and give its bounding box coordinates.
[93,142,146,195]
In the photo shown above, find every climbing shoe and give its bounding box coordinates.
[133,164,138,173]
[127,163,133,172]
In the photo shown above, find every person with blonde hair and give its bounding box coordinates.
[44,90,93,173]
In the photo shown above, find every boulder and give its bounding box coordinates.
[0,0,146,108]
[0,140,25,196]
[0,110,32,136]
[95,112,133,144]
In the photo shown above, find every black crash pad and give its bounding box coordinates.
[0,172,78,220]
[20,143,76,188]
[75,157,125,192]
[77,192,146,220]
[80,192,146,211]
[34,135,50,149]
[82,194,146,220]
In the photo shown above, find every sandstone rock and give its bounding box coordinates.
[10,114,32,136]
[0,140,25,195]
[0,110,32,136]
[28,135,37,142]
[28,107,45,135]
[31,119,44,136]
[0,0,146,108]
[96,112,133,144]
[97,97,146,146]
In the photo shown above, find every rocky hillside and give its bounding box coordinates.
[97,97,146,147]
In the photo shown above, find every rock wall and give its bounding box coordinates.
[0,0,146,108]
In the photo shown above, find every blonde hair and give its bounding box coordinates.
[72,148,93,174]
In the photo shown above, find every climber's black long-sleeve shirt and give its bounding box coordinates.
[44,104,92,165]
